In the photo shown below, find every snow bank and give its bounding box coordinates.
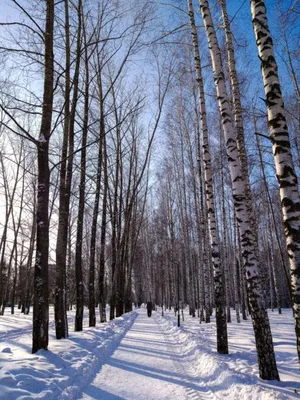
[0,309,137,400]
[154,309,300,399]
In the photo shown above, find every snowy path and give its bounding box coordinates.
[1,307,300,399]
[80,309,207,400]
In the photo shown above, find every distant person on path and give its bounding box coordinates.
[146,301,153,317]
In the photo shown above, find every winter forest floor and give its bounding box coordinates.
[0,307,300,400]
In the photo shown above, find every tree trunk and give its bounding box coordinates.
[55,0,71,340]
[188,0,228,354]
[32,0,54,354]
[75,9,88,332]
[0,145,23,310]
[98,71,108,324]
[219,0,257,238]
[109,84,121,321]
[251,0,300,363]
[200,0,279,380]
[88,110,103,325]
[255,121,286,313]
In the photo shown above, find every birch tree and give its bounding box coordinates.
[251,0,300,362]
[188,0,228,354]
[218,0,258,245]
[199,0,279,380]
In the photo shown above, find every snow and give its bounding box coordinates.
[0,307,300,399]
[39,135,47,143]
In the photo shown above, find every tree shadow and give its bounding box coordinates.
[106,357,205,393]
[82,385,126,399]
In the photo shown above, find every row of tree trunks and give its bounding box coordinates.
[199,0,279,381]
[188,0,228,355]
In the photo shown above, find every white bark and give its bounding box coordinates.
[219,0,258,246]
[200,0,279,380]
[251,0,300,361]
[188,0,228,353]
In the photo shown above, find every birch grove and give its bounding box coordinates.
[0,0,297,381]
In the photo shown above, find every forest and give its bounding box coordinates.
[0,0,299,386]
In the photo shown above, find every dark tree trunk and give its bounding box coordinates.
[55,0,70,340]
[88,135,102,326]
[75,8,88,332]
[32,0,54,354]
[99,121,108,324]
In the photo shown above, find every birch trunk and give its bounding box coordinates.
[281,32,300,169]
[220,125,231,323]
[255,124,284,313]
[219,0,257,237]
[269,228,282,314]
[190,82,206,321]
[194,103,207,323]
[233,213,241,323]
[196,123,211,323]
[188,0,228,353]
[184,102,202,317]
[234,257,241,323]
[200,0,279,380]
[251,0,300,363]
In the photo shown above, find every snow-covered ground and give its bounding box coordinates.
[0,306,299,399]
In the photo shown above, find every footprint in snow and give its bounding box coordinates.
[1,347,12,354]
